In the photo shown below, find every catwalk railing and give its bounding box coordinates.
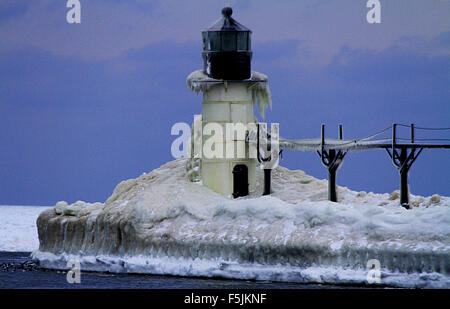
[252,123,450,209]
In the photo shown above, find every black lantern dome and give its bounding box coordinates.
[202,7,252,80]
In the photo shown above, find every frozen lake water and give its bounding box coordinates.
[0,251,356,289]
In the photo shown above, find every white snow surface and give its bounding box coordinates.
[26,159,450,287]
[0,206,51,252]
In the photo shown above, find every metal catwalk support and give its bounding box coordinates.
[385,124,423,209]
[276,122,449,207]
[317,124,347,202]
[263,169,271,196]
[257,124,272,196]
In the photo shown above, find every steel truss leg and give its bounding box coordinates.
[385,124,424,209]
[328,166,337,202]
[263,169,271,196]
[385,147,423,209]
[317,125,347,203]
[257,124,275,196]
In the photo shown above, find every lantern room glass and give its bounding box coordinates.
[221,32,236,51]
[208,32,221,51]
[237,32,249,51]
[203,31,250,52]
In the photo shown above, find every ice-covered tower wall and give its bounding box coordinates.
[186,70,271,197]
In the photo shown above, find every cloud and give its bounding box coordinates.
[0,0,449,65]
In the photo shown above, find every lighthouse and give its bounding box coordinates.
[186,7,272,198]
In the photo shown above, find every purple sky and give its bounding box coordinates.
[0,0,449,205]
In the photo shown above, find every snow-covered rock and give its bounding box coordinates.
[33,159,450,288]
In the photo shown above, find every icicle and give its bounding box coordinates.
[187,70,273,119]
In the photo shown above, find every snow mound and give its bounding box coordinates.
[33,159,450,288]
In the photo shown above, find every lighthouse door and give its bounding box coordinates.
[232,164,249,198]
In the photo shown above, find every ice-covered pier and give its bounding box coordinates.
[33,159,450,288]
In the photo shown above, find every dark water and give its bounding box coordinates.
[0,251,364,289]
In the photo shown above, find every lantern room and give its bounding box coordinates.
[202,7,252,80]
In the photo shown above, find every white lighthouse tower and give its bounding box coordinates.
[186,7,272,198]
